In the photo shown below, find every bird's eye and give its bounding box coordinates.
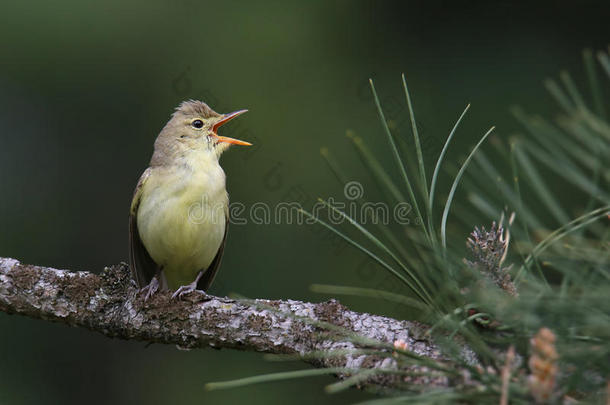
[191,119,204,129]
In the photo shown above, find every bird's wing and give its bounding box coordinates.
[196,216,229,291]
[128,168,160,288]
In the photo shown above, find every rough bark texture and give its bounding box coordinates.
[0,257,478,391]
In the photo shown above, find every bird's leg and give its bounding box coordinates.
[171,270,205,300]
[141,276,160,301]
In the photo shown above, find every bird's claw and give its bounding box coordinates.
[171,281,203,300]
[141,277,160,301]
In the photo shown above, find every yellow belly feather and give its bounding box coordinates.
[137,156,228,289]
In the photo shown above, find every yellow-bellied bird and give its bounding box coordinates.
[129,100,250,299]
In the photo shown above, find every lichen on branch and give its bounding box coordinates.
[0,257,479,392]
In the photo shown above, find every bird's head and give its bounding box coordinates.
[152,100,250,165]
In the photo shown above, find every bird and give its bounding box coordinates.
[129,100,250,300]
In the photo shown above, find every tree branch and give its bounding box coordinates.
[0,257,478,392]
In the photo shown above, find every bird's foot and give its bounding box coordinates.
[171,281,205,300]
[140,277,160,301]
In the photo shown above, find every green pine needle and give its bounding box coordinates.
[205,367,354,391]
[440,126,495,248]
[428,103,471,233]
[369,79,430,243]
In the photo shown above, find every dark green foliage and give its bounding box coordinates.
[209,49,610,404]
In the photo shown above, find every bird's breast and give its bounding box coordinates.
[136,159,228,287]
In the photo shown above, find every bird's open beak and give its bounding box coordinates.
[212,109,251,146]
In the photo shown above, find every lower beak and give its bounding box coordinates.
[212,109,251,146]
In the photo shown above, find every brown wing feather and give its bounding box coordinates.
[128,168,160,288]
[196,217,229,291]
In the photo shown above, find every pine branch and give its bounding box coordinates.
[0,256,479,392]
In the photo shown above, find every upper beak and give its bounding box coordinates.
[212,109,251,146]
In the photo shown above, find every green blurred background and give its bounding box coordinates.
[0,1,607,404]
